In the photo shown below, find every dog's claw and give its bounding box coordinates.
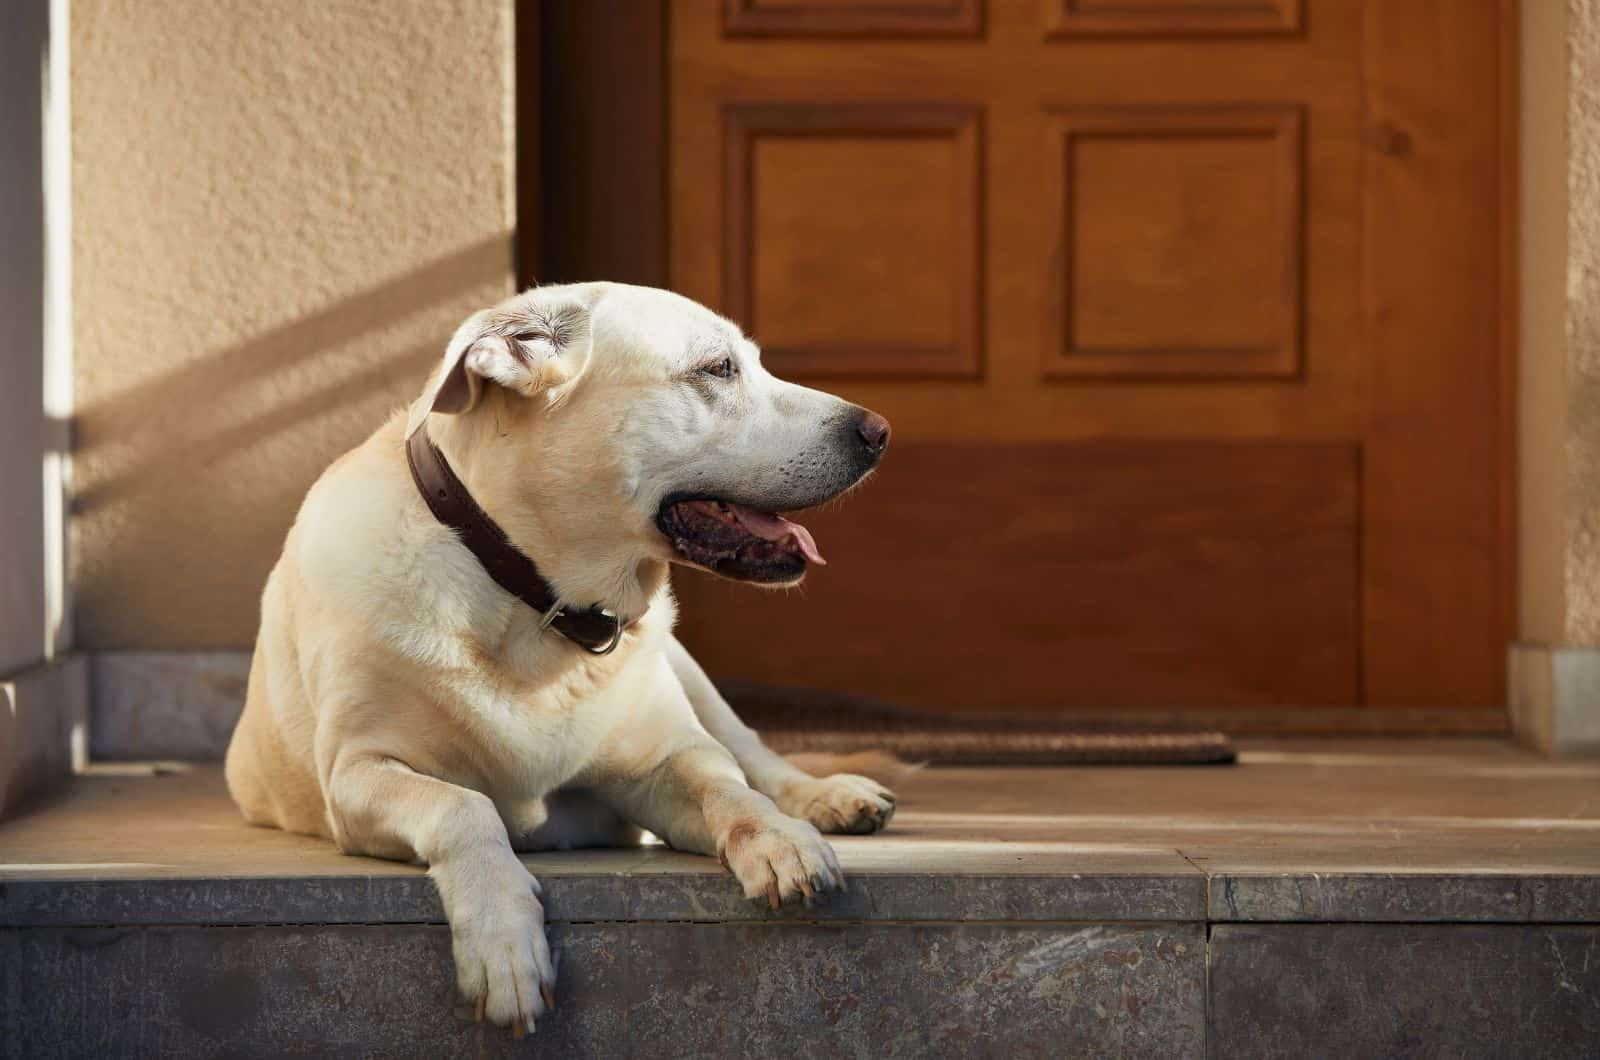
[541,982,556,1011]
[766,880,781,909]
[475,994,486,1024]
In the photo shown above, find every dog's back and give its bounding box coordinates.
[226,518,342,837]
[225,421,405,840]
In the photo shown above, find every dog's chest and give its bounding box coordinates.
[443,639,645,797]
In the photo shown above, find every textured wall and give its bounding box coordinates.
[1520,0,1569,645]
[1512,0,1600,751]
[1521,0,1600,648]
[1566,0,1600,643]
[70,0,516,649]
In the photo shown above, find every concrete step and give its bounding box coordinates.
[3,747,1599,1057]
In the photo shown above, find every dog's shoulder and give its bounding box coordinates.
[284,416,474,640]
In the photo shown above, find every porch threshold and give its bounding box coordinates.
[3,741,1597,1056]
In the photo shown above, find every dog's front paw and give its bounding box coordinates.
[438,860,556,1036]
[719,815,844,908]
[780,773,897,835]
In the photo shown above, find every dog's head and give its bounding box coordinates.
[409,283,889,604]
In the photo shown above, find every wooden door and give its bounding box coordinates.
[655,0,1514,726]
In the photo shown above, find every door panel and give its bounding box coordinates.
[1042,104,1304,379]
[723,0,986,38]
[665,0,1510,718]
[723,104,983,377]
[1043,0,1303,39]
[673,441,1359,710]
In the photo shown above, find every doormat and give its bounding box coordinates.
[722,681,1237,766]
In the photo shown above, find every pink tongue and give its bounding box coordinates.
[725,502,826,565]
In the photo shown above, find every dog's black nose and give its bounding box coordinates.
[856,410,891,454]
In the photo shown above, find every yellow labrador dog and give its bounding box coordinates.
[224,282,898,1034]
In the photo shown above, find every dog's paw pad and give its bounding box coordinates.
[449,872,557,1035]
[784,774,896,835]
[720,816,844,908]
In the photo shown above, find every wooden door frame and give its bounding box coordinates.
[521,0,1520,733]
[518,0,670,290]
[1499,0,1522,719]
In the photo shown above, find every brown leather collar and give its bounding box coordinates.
[406,426,627,654]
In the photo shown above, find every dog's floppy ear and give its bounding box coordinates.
[406,299,589,438]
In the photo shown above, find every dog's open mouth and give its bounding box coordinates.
[656,498,824,584]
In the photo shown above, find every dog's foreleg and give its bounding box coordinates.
[598,741,845,908]
[664,636,897,835]
[325,753,554,1034]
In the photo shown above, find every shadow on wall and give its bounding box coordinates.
[74,234,511,511]
[71,234,513,649]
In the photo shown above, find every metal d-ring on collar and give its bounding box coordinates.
[539,600,624,656]
[406,425,635,655]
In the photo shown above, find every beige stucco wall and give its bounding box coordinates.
[1520,0,1570,646]
[1565,0,1600,643]
[1513,0,1600,752]
[70,0,516,648]
[1521,0,1600,648]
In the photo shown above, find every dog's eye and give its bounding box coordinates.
[513,330,550,344]
[699,357,736,380]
